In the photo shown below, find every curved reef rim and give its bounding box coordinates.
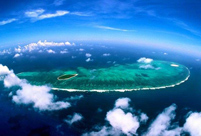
[17,60,190,92]
[57,74,78,80]
[52,69,190,92]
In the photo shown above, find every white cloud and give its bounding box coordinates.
[83,98,201,136]
[84,97,147,136]
[0,64,12,75]
[38,10,69,20]
[79,48,84,51]
[65,95,84,101]
[164,52,168,55]
[140,113,149,123]
[137,57,153,63]
[105,97,147,135]
[12,83,70,111]
[106,108,140,135]
[170,19,201,38]
[70,12,92,16]
[86,58,93,62]
[65,41,71,45]
[144,104,181,136]
[85,53,92,57]
[13,53,22,58]
[47,49,56,54]
[60,50,68,54]
[95,25,130,32]
[0,49,11,55]
[0,18,17,25]
[15,40,72,52]
[137,57,157,70]
[139,64,154,69]
[25,9,69,20]
[163,128,182,136]
[82,126,120,136]
[25,9,45,18]
[183,112,201,136]
[0,64,71,111]
[35,40,66,46]
[64,113,83,125]
[4,73,23,88]
[103,53,111,57]
[115,97,130,109]
[15,47,22,53]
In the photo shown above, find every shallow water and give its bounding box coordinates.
[17,60,189,91]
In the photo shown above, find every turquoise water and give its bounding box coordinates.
[17,61,190,91]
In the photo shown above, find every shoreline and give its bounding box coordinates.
[52,67,190,92]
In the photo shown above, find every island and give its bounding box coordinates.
[17,60,190,92]
[57,74,78,80]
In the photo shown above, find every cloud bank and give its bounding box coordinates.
[0,64,70,111]
[83,97,201,136]
[15,40,72,53]
[83,98,148,136]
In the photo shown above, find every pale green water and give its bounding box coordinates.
[17,61,190,91]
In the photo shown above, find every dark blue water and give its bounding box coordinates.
[0,43,200,135]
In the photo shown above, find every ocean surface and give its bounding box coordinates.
[0,43,200,135]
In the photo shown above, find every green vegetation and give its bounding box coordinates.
[58,74,78,80]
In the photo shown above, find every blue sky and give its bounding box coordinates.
[0,0,201,53]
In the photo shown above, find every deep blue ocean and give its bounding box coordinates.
[0,43,200,135]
